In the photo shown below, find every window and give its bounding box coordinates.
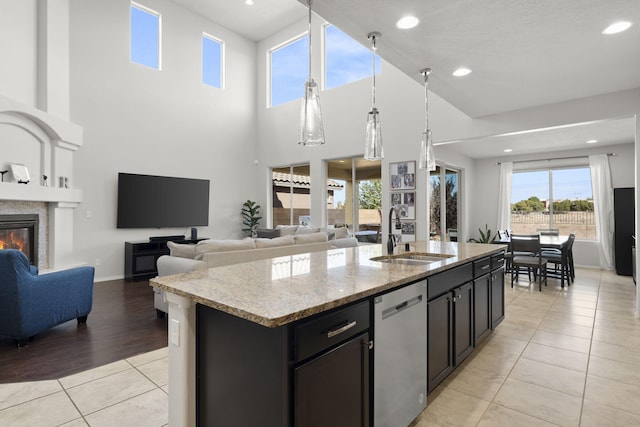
[324,25,381,90]
[202,34,223,88]
[270,35,308,107]
[429,166,460,242]
[511,167,594,239]
[130,3,161,69]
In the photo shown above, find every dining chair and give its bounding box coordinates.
[510,234,548,292]
[544,233,576,287]
[537,229,560,236]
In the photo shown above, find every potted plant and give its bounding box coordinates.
[469,224,497,243]
[241,200,262,237]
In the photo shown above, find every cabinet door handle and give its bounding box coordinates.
[481,265,490,271]
[327,320,357,339]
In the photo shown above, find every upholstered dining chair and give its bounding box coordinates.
[543,233,576,288]
[0,249,95,346]
[510,234,548,292]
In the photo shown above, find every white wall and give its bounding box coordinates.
[0,0,37,107]
[69,0,258,280]
[470,142,635,268]
[255,15,473,243]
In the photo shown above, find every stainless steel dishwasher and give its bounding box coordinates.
[374,280,427,427]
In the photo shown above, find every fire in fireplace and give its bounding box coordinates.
[0,214,39,265]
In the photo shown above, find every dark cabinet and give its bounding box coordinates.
[453,282,474,365]
[473,273,491,345]
[491,266,505,328]
[295,333,369,427]
[427,263,475,393]
[427,292,453,393]
[196,300,370,427]
[614,187,635,276]
[124,238,206,280]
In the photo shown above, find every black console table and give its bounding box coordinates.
[124,238,206,281]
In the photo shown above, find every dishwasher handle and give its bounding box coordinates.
[381,295,423,320]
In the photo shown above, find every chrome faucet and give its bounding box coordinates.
[387,207,402,254]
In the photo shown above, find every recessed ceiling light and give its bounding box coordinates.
[396,16,419,29]
[245,0,255,5]
[602,21,632,34]
[504,149,513,153]
[586,139,598,144]
[452,67,472,77]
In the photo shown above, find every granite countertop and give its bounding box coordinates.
[150,241,505,328]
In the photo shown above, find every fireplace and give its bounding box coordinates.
[0,214,39,265]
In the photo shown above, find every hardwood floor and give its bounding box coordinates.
[0,279,168,383]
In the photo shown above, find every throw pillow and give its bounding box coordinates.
[294,232,329,244]
[333,227,350,239]
[194,238,256,260]
[295,226,320,234]
[256,228,281,239]
[168,241,197,259]
[275,225,298,236]
[254,235,295,248]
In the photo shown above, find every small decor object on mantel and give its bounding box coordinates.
[42,174,48,187]
[0,170,7,182]
[10,163,30,184]
[241,200,262,237]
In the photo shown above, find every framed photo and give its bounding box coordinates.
[390,161,415,190]
[390,191,416,220]
[401,222,416,242]
[10,163,30,184]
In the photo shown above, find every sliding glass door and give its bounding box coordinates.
[429,166,460,241]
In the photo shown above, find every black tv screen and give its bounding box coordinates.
[117,173,210,228]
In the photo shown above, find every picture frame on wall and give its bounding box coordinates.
[390,191,416,220]
[401,222,416,242]
[390,161,415,190]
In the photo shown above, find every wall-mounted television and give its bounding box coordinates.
[117,173,210,228]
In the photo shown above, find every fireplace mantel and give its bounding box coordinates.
[0,182,82,204]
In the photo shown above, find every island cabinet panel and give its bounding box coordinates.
[294,332,369,427]
[427,292,453,393]
[454,281,474,366]
[491,266,506,328]
[196,305,291,427]
[196,301,371,427]
[473,273,492,345]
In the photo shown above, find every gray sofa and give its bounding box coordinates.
[153,227,358,315]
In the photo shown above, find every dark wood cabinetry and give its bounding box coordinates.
[427,263,475,393]
[196,300,370,427]
[473,273,492,344]
[491,266,505,327]
[124,238,205,280]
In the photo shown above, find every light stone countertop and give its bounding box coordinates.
[150,241,506,328]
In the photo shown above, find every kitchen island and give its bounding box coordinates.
[150,241,505,426]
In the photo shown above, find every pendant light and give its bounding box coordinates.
[418,67,436,171]
[299,0,325,146]
[364,31,383,160]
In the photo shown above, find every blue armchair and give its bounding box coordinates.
[0,249,95,346]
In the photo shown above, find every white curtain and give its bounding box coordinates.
[589,154,614,269]
[497,162,513,232]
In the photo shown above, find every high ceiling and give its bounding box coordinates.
[170,0,639,157]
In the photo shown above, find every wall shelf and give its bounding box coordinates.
[0,182,83,204]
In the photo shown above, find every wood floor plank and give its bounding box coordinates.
[0,279,168,383]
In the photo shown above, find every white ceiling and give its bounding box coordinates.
[169,0,639,157]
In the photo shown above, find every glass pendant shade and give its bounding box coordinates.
[365,107,383,160]
[299,77,325,146]
[299,0,325,147]
[418,129,436,171]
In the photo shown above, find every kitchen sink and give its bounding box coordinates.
[370,253,454,265]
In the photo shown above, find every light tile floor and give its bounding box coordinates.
[0,268,637,426]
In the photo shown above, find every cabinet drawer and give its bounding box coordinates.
[473,257,491,278]
[491,252,505,270]
[294,301,370,362]
[427,263,473,300]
